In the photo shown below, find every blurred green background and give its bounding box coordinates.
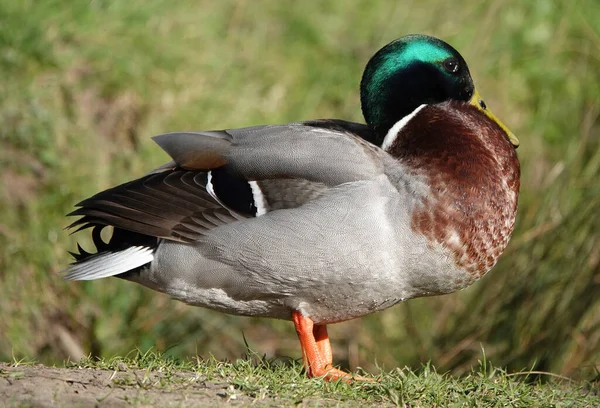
[1,0,598,379]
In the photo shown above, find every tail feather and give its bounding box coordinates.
[63,246,155,281]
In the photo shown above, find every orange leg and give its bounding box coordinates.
[292,311,370,382]
[313,324,333,368]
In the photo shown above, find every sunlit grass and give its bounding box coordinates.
[4,350,598,407]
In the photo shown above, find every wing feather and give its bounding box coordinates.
[68,121,386,245]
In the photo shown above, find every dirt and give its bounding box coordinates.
[0,363,260,407]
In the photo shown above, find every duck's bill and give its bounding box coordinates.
[470,89,520,148]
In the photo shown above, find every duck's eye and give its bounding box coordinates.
[443,58,460,74]
[479,99,487,110]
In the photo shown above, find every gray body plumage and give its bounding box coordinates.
[65,118,478,324]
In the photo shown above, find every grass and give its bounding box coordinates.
[0,0,599,394]
[4,350,598,407]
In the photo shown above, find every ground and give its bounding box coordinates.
[1,358,394,408]
[0,363,273,407]
[1,355,598,407]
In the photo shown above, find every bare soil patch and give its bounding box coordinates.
[0,362,259,407]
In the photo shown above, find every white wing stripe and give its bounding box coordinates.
[63,246,155,281]
[249,181,269,216]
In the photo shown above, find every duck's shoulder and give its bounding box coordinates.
[299,119,378,145]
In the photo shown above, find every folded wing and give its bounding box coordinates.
[68,122,384,243]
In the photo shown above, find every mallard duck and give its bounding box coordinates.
[65,34,520,381]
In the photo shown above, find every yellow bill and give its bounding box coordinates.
[470,89,519,148]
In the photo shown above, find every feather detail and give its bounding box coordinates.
[63,246,155,281]
[153,131,231,170]
[67,169,243,243]
[389,101,520,277]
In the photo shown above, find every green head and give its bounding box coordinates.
[360,35,475,142]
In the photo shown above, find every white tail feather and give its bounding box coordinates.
[63,246,155,281]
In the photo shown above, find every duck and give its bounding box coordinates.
[64,34,520,381]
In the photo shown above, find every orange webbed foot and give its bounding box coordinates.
[292,310,374,382]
